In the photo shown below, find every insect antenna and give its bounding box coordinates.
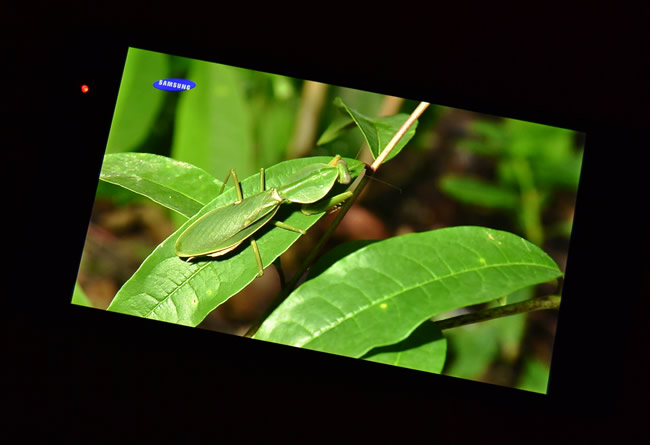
[346,147,402,194]
[366,174,403,194]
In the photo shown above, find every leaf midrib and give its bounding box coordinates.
[103,173,210,207]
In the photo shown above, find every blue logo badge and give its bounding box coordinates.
[153,78,196,91]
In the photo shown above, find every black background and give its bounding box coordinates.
[7,5,649,442]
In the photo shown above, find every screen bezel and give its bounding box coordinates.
[29,27,648,430]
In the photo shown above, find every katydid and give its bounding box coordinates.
[174,155,365,276]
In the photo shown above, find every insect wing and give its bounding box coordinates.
[175,191,281,257]
[204,208,279,257]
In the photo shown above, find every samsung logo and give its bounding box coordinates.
[153,78,196,91]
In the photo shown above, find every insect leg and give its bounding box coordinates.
[300,165,366,215]
[219,169,244,203]
[259,168,266,193]
[273,221,307,235]
[300,191,354,215]
[250,238,265,277]
[334,159,351,184]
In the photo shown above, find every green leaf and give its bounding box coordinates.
[316,89,385,159]
[440,176,519,210]
[100,153,222,218]
[362,321,447,374]
[254,226,562,359]
[334,98,417,163]
[105,48,170,154]
[107,157,365,327]
[307,240,378,280]
[316,115,356,146]
[71,281,93,308]
[171,59,257,181]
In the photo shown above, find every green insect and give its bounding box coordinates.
[174,155,364,276]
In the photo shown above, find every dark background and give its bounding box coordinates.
[7,5,649,442]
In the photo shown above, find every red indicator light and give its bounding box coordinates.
[81,85,89,93]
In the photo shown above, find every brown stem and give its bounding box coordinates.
[370,101,430,171]
[434,295,561,331]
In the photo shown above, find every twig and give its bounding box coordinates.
[370,101,430,171]
[434,295,561,331]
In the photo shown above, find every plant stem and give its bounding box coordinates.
[370,101,430,171]
[434,295,561,331]
[288,81,329,159]
[244,102,429,338]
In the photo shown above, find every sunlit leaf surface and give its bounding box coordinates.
[255,227,562,359]
[100,153,222,218]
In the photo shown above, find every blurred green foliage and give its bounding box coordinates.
[71,281,93,308]
[441,287,531,383]
[516,357,551,394]
[440,118,583,245]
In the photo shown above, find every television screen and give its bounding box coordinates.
[70,46,586,395]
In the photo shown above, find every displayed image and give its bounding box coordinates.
[73,47,585,393]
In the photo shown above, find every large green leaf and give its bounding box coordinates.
[100,153,223,218]
[171,59,257,181]
[306,239,378,280]
[105,48,170,154]
[362,321,447,374]
[107,157,365,326]
[333,98,417,163]
[254,226,562,359]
